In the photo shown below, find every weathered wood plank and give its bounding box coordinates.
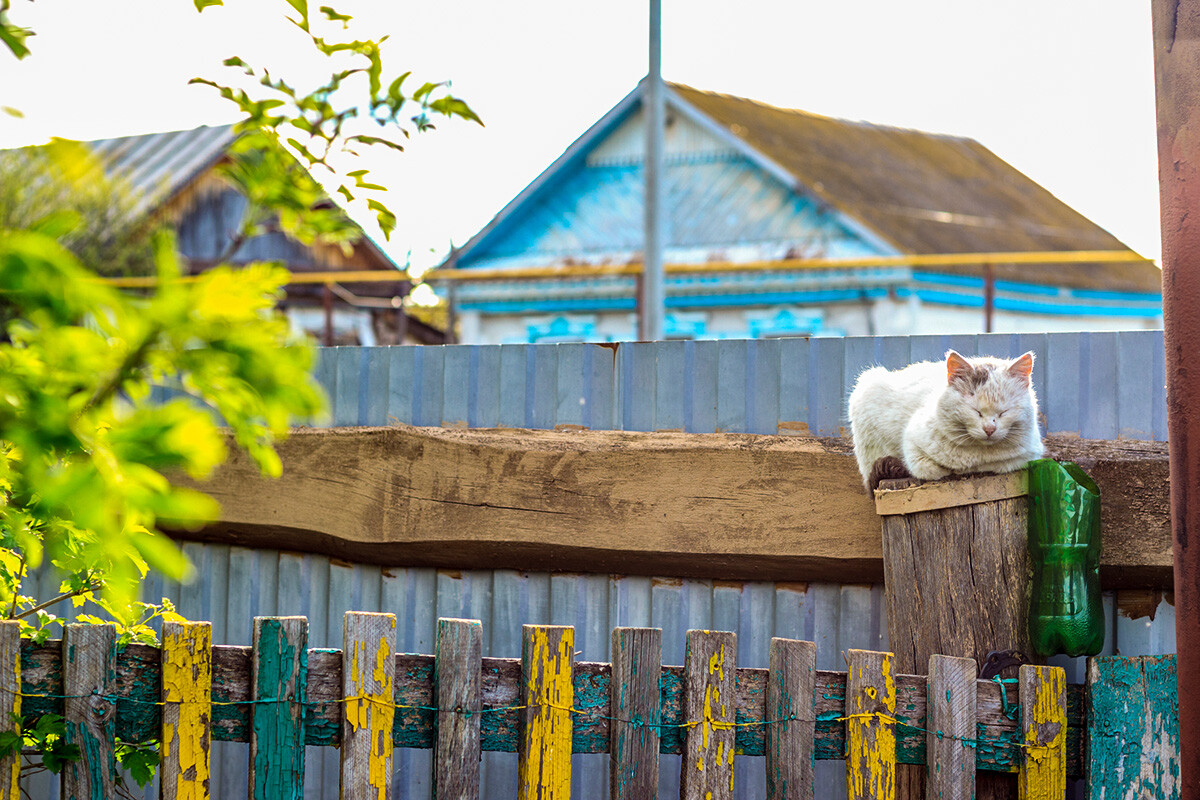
[1086,655,1179,800]
[766,637,816,800]
[845,649,897,800]
[681,629,736,800]
[519,624,574,800]
[0,622,19,799]
[178,427,1173,588]
[610,627,661,800]
[11,638,1089,772]
[926,655,975,800]
[342,611,396,800]
[250,616,307,800]
[435,617,482,800]
[62,623,118,800]
[161,621,213,800]
[1018,665,1066,800]
[874,471,1027,515]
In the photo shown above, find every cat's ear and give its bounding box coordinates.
[945,350,973,384]
[1008,352,1035,385]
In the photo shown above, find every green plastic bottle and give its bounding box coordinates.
[1026,458,1105,657]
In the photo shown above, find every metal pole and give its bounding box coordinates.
[983,263,995,333]
[322,283,334,347]
[641,0,666,341]
[1152,1,1200,795]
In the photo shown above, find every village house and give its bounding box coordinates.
[435,81,1162,343]
[79,125,446,346]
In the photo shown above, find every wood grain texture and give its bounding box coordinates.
[681,630,736,800]
[1018,665,1066,800]
[519,625,573,800]
[1086,655,1178,800]
[880,478,1029,800]
[766,638,816,800]
[62,623,117,800]
[0,623,18,800]
[610,627,661,800]
[250,616,308,800]
[435,618,482,800]
[874,471,1028,515]
[845,650,897,800]
[175,427,1172,587]
[342,612,396,800]
[160,621,212,800]
[880,482,1032,675]
[926,656,976,800]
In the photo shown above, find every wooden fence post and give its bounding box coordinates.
[766,637,817,800]
[435,617,482,800]
[681,629,736,800]
[876,472,1032,800]
[926,655,976,800]
[845,649,897,800]
[161,620,213,800]
[62,623,117,800]
[250,616,308,800]
[610,627,661,800]
[0,622,19,800]
[519,624,574,800]
[342,611,396,800]
[1018,664,1066,800]
[1086,654,1179,799]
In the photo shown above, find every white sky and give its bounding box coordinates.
[0,0,1163,277]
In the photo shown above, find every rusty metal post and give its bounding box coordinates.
[1152,1,1200,795]
[983,262,995,333]
[322,283,334,347]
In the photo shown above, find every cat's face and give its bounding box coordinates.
[939,351,1035,444]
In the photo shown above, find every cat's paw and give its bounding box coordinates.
[867,456,913,492]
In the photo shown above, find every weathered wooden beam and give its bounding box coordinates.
[176,426,1173,588]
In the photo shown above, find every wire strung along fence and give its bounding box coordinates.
[0,614,1177,799]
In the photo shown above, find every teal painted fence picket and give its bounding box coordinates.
[5,616,1180,799]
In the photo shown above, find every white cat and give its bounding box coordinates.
[848,350,1044,490]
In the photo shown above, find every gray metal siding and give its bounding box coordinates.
[314,330,1167,440]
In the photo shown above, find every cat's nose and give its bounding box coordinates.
[984,422,997,437]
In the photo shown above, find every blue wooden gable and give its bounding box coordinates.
[459,101,889,274]
[442,82,1161,340]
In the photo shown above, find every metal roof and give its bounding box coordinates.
[448,81,1160,295]
[85,124,238,218]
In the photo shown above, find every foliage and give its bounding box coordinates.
[0,0,481,786]
[0,140,163,278]
[191,0,482,246]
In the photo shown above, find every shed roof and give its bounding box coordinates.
[78,124,401,275]
[670,84,1159,294]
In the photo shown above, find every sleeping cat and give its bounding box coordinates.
[848,350,1044,491]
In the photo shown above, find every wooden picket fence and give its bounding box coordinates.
[0,614,1178,799]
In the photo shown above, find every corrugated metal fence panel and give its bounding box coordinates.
[315,330,1167,439]
[14,547,1170,800]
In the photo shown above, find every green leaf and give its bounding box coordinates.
[0,19,33,59]
[367,198,396,240]
[116,744,160,788]
[193,0,223,9]
[428,96,484,126]
[1,105,23,118]
[319,5,352,25]
[346,134,404,153]
[283,0,308,26]
[412,81,441,103]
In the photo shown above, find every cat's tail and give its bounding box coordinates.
[867,455,912,493]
